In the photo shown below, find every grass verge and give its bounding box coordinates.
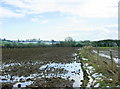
[79,46,120,87]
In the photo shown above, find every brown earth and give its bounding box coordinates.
[1,47,79,88]
[2,47,78,64]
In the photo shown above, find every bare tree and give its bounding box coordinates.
[65,37,73,42]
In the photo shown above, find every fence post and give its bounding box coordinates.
[110,50,113,68]
[97,48,99,60]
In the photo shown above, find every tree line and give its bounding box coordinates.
[1,37,120,48]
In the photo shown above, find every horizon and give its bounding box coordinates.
[0,0,118,41]
[0,37,118,42]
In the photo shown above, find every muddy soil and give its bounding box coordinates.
[2,47,78,63]
[1,47,83,88]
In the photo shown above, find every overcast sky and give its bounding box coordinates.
[0,0,118,41]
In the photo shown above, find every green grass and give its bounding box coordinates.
[79,46,120,87]
[97,47,120,49]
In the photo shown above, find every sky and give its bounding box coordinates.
[0,0,119,41]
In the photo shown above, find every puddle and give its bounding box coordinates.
[1,62,43,69]
[39,61,83,87]
[72,53,78,57]
[13,81,33,88]
[94,83,100,87]
[1,63,21,69]
[0,52,84,87]
[92,73,103,78]
[0,74,36,82]
[93,50,119,64]
[82,58,88,61]
[83,60,105,87]
[78,48,82,51]
[85,69,93,87]
[82,59,102,87]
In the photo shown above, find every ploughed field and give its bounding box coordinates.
[1,47,83,88]
[1,47,120,88]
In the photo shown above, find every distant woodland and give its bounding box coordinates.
[0,37,120,48]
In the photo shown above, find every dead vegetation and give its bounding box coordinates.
[79,46,120,87]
